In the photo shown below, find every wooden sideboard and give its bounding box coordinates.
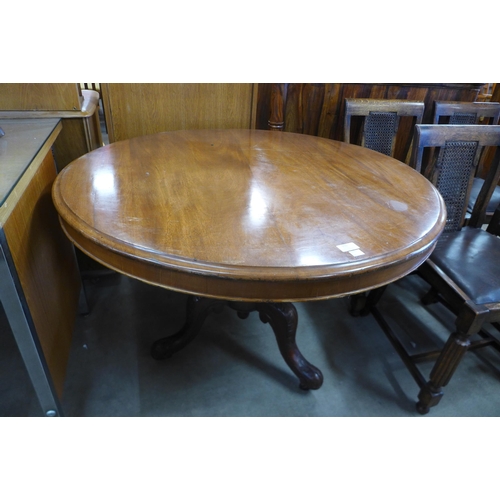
[256,83,485,162]
[0,119,82,416]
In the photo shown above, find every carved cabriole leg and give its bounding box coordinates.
[228,301,323,390]
[151,296,323,391]
[151,296,224,360]
[259,302,323,390]
[416,302,488,414]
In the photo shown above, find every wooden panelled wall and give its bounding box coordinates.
[255,83,484,162]
[100,83,486,163]
[101,83,258,143]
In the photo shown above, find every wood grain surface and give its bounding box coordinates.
[4,150,81,396]
[0,119,62,219]
[101,84,257,143]
[0,90,99,119]
[53,129,446,301]
[0,84,82,111]
[0,91,103,172]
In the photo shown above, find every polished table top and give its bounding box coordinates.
[52,129,446,302]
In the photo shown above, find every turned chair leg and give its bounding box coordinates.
[416,302,488,414]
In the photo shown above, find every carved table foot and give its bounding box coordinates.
[151,297,323,390]
[228,301,323,390]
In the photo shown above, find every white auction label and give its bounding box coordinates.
[336,242,360,252]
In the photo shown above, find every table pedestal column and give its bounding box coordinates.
[151,296,323,390]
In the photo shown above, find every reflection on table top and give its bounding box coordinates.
[53,129,446,301]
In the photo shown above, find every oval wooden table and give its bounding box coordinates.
[52,129,446,390]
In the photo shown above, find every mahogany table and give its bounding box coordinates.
[52,129,446,390]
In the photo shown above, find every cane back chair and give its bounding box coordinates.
[344,99,425,160]
[433,101,500,222]
[345,99,425,316]
[369,124,500,414]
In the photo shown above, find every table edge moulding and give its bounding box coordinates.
[52,129,446,392]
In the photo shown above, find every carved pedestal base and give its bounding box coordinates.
[151,296,323,390]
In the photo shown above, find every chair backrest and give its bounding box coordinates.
[433,101,500,179]
[344,99,425,158]
[411,124,500,232]
[433,101,500,125]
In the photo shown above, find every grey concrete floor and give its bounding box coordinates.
[2,271,500,417]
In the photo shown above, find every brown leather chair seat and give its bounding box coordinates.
[431,228,500,304]
[362,124,500,414]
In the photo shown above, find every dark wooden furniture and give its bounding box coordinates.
[343,98,424,159]
[367,124,500,414]
[343,99,424,315]
[432,101,500,222]
[52,129,445,395]
[0,119,82,416]
[258,84,483,161]
[433,101,500,125]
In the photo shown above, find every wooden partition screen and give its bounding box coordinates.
[101,84,258,143]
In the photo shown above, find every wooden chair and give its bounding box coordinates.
[344,99,425,160]
[433,101,500,222]
[344,98,425,316]
[368,124,500,414]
